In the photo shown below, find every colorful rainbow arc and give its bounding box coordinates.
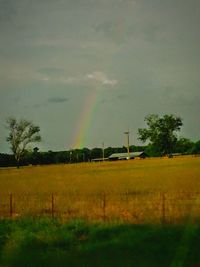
[70,89,99,149]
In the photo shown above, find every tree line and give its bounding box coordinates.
[1,114,200,167]
[1,140,200,167]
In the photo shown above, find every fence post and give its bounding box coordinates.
[102,192,106,222]
[125,190,129,202]
[162,192,166,224]
[9,193,13,218]
[51,194,55,219]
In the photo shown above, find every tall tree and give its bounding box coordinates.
[191,140,200,154]
[174,137,194,154]
[138,114,183,156]
[6,117,41,168]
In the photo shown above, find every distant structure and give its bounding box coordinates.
[109,152,146,161]
[91,157,109,162]
[91,152,147,162]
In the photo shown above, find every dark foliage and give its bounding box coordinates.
[138,114,183,155]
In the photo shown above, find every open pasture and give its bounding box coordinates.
[0,156,200,223]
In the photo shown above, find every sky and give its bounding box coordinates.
[0,0,200,152]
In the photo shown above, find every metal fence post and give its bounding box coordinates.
[162,192,166,224]
[51,194,55,219]
[102,192,106,221]
[9,193,13,218]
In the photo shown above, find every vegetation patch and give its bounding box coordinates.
[0,218,200,267]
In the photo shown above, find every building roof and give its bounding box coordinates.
[91,158,109,162]
[109,152,145,159]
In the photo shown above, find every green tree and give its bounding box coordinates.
[191,140,200,154]
[175,137,194,154]
[90,148,102,160]
[82,148,91,162]
[138,114,183,156]
[6,117,41,168]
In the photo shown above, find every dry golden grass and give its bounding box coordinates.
[0,156,200,223]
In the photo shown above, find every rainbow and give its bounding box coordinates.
[71,89,99,149]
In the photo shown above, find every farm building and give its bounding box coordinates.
[91,158,109,162]
[109,152,146,161]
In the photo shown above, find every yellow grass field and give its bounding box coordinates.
[0,156,200,223]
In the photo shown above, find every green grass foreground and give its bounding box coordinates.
[0,218,200,267]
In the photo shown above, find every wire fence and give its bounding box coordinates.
[1,191,200,224]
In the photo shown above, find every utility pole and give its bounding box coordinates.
[124,131,130,159]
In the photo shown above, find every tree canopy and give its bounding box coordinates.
[6,117,41,167]
[138,114,183,155]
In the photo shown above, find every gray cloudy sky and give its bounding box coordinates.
[0,0,200,152]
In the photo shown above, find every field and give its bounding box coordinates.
[0,156,200,223]
[1,156,200,267]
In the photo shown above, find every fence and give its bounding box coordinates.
[1,191,200,223]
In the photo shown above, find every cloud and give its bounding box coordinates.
[48,97,69,103]
[116,94,128,99]
[0,0,17,23]
[33,103,41,108]
[38,67,65,76]
[85,71,118,87]
[37,69,118,88]
[31,37,78,48]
